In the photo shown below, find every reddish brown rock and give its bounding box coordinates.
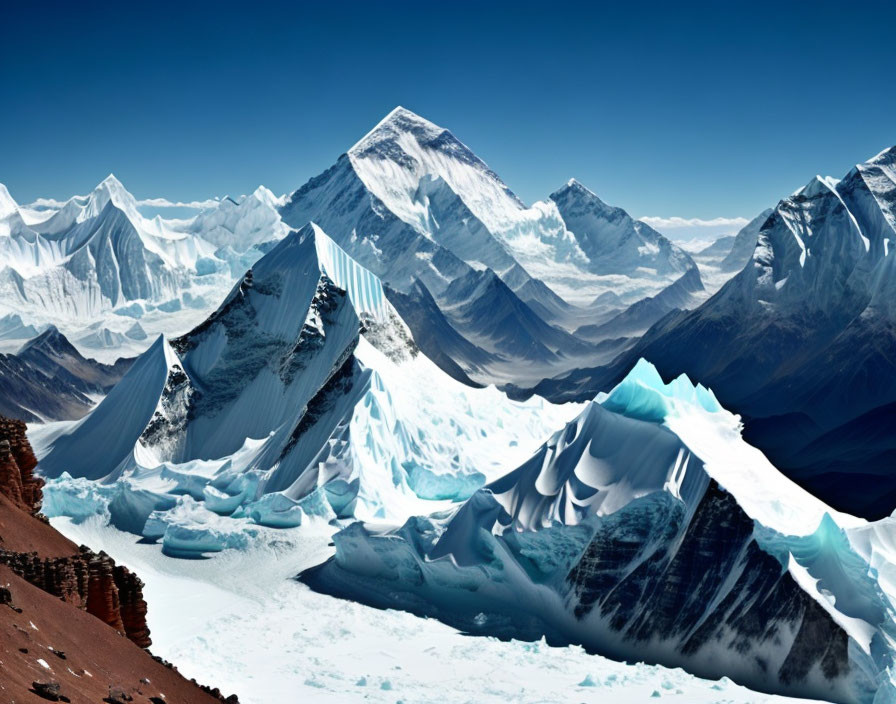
[114,562,152,648]
[0,414,237,702]
[0,438,25,507]
[0,415,152,646]
[0,416,43,514]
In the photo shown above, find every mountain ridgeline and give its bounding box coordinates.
[4,106,896,704]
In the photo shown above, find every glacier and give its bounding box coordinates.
[303,359,896,704]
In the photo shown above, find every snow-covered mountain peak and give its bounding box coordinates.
[549,178,697,278]
[284,108,702,307]
[599,357,721,423]
[88,173,141,219]
[0,182,19,220]
[484,356,858,538]
[187,183,289,251]
[559,177,598,197]
[349,106,450,157]
[868,143,896,168]
[346,107,526,236]
[550,178,620,216]
[34,173,144,236]
[736,145,896,315]
[797,174,841,200]
[16,323,66,355]
[249,184,283,208]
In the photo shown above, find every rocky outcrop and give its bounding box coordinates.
[0,416,42,513]
[0,545,152,647]
[0,413,151,647]
[115,561,152,647]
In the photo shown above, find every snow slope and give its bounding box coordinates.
[48,514,815,704]
[305,360,896,704]
[35,224,581,556]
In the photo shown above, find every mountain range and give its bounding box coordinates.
[0,107,708,391]
[4,106,896,704]
[535,145,896,518]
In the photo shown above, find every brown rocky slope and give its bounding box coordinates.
[0,414,237,703]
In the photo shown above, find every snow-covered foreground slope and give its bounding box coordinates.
[305,360,896,704]
[33,224,581,556]
[48,515,818,704]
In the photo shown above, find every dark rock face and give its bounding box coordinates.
[306,476,862,701]
[567,481,850,686]
[0,328,133,423]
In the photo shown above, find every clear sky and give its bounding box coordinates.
[2,0,895,238]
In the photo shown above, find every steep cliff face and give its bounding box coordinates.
[0,416,42,513]
[0,545,152,648]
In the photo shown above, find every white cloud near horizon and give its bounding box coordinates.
[640,215,750,230]
[137,197,221,209]
[639,215,750,242]
[27,197,68,209]
[26,196,221,210]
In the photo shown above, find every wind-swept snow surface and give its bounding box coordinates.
[305,360,896,704]
[48,516,816,704]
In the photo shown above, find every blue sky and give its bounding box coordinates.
[2,0,895,239]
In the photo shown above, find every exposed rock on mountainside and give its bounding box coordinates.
[0,328,132,423]
[0,546,151,647]
[0,415,150,646]
[533,146,896,518]
[0,416,42,512]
